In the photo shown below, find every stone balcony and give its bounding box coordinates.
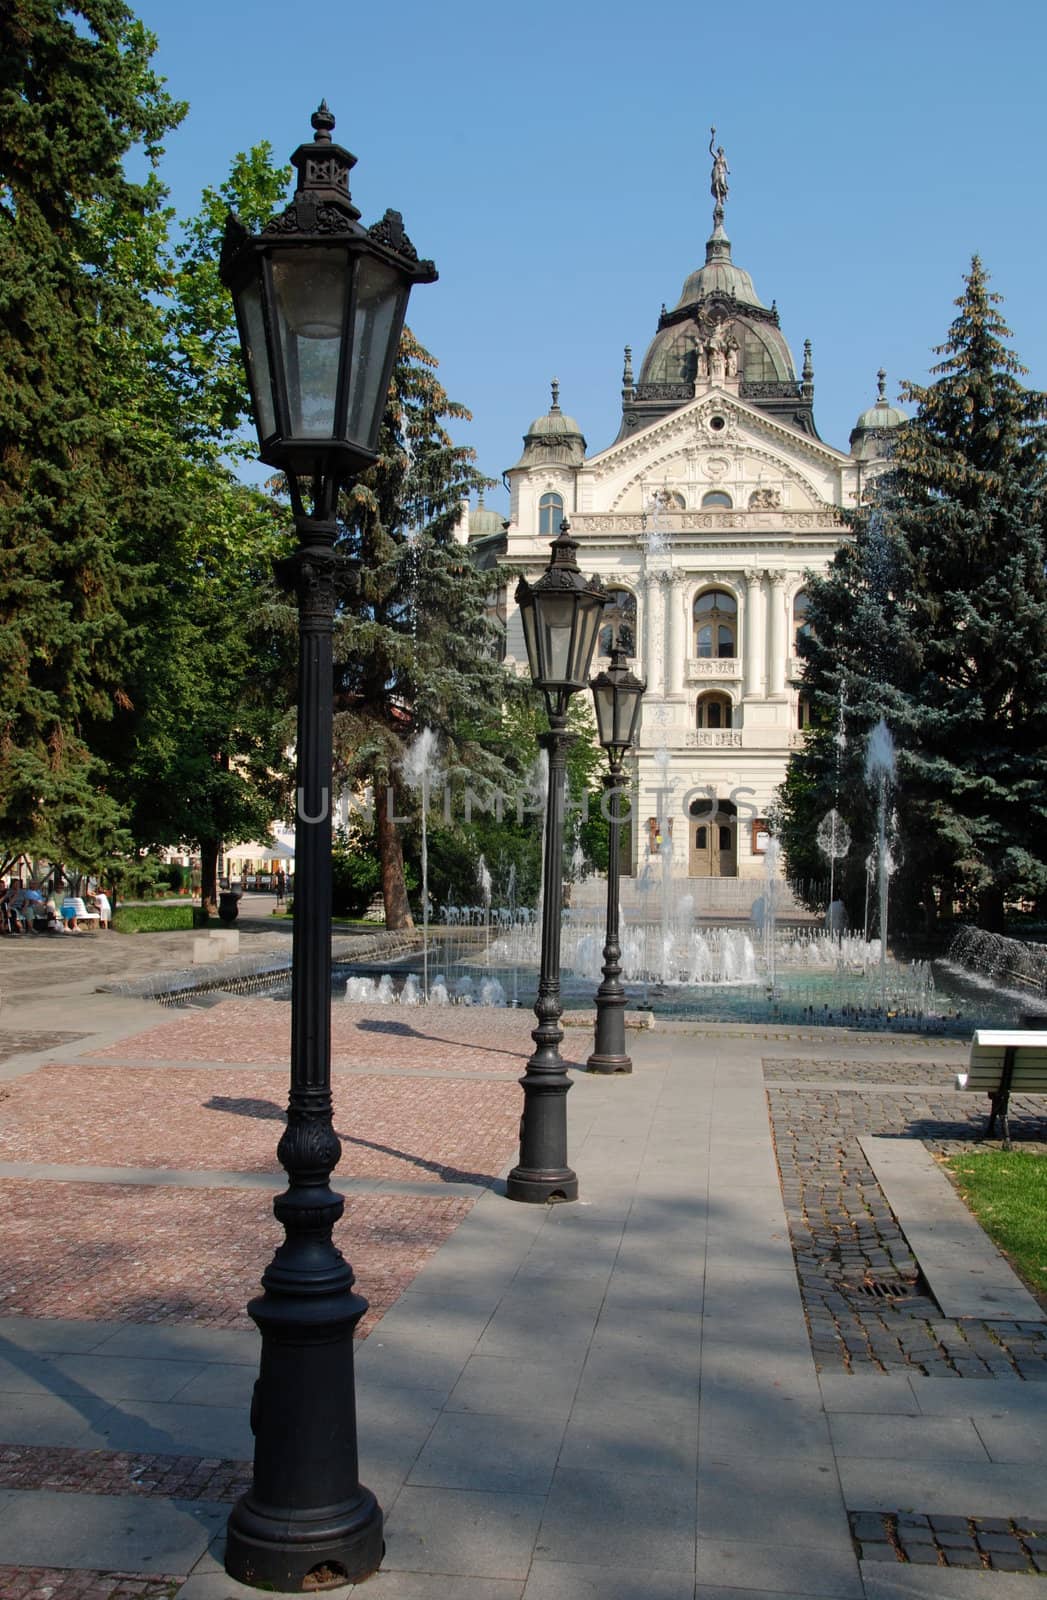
[685,730,744,748]
[685,656,742,682]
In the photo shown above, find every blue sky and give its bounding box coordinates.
[135,0,1046,511]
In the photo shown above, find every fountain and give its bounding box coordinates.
[865,719,896,1011]
[402,727,442,998]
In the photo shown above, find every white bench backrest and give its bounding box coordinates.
[961,1031,1047,1093]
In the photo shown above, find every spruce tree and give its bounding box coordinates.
[781,259,1047,932]
[334,330,514,928]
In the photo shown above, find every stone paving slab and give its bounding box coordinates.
[695,1538,864,1596]
[0,1486,226,1571]
[861,1569,1047,1600]
[860,1136,1046,1322]
[836,1456,1047,1516]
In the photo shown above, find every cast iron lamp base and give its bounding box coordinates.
[225,1488,383,1592]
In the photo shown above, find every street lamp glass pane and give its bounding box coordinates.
[519,593,540,682]
[239,277,276,441]
[569,597,604,686]
[593,682,615,746]
[538,593,577,684]
[348,256,408,453]
[270,249,350,438]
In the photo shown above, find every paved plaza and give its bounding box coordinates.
[2,925,1047,1599]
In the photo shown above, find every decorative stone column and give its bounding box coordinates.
[768,571,788,697]
[743,569,764,698]
[644,572,663,702]
[668,574,687,695]
[658,571,679,697]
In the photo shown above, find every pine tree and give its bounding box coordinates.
[0,0,186,864]
[781,259,1047,932]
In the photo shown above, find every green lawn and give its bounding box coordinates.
[946,1150,1047,1297]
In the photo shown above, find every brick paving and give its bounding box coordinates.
[0,1064,520,1181]
[0,1181,472,1333]
[83,999,563,1072]
[768,1065,1047,1375]
[0,1445,249,1504]
[0,1570,178,1600]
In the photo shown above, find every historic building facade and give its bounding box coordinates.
[472,138,903,889]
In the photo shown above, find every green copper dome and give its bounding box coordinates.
[850,370,906,459]
[854,370,906,432]
[468,492,505,538]
[672,227,766,312]
[510,379,587,470]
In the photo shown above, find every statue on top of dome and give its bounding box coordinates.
[709,128,730,226]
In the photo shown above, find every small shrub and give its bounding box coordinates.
[331,850,382,918]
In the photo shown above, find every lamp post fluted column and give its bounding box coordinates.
[588,758,632,1073]
[506,718,580,1201]
[226,515,382,1588]
[218,105,436,1591]
[587,643,645,1074]
[507,520,607,1204]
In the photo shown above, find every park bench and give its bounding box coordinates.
[956,1029,1047,1148]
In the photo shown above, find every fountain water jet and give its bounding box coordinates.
[402,727,442,999]
[865,719,896,1011]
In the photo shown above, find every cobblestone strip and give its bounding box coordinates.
[763,1056,964,1085]
[0,1444,248,1503]
[768,1079,1047,1375]
[0,1569,179,1599]
[850,1510,1047,1573]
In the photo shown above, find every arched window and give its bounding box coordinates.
[693,589,737,658]
[701,490,732,509]
[599,588,637,657]
[696,692,733,730]
[793,590,814,646]
[538,492,564,537]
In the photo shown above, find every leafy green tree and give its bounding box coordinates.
[0,0,186,865]
[92,143,297,911]
[781,259,1047,933]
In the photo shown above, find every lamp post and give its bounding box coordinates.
[588,646,645,1073]
[219,105,435,1591]
[507,522,606,1203]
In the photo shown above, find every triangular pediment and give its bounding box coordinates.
[585,388,851,477]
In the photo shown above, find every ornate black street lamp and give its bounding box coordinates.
[587,646,645,1073]
[219,105,435,1591]
[507,522,607,1203]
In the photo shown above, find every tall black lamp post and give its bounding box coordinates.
[219,105,435,1591]
[587,646,645,1072]
[507,522,606,1203]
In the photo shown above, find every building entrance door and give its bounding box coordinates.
[688,805,738,877]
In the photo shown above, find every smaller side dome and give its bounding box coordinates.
[509,378,587,470]
[468,490,505,539]
[850,369,906,460]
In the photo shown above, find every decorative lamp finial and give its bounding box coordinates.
[311,100,335,142]
[877,367,887,402]
[709,126,730,231]
[550,377,560,412]
[622,345,634,386]
[477,487,486,509]
[803,339,813,381]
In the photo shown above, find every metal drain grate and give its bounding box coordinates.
[843,1278,919,1300]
